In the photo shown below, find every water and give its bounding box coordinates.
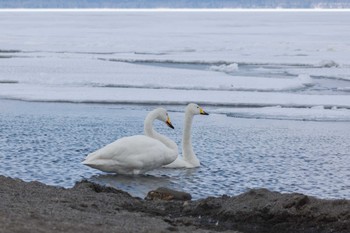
[1,11,350,200]
[1,99,349,200]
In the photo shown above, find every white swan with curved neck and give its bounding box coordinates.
[82,108,178,175]
[163,103,209,168]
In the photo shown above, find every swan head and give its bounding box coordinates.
[155,108,175,129]
[186,103,209,116]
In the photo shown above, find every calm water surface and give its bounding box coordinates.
[0,100,349,200]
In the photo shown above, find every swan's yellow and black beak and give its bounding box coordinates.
[166,117,175,129]
[199,107,209,115]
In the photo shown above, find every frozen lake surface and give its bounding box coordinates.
[1,11,350,109]
[0,11,350,199]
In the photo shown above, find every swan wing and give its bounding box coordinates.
[83,135,177,174]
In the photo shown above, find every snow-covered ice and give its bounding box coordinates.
[1,11,350,121]
[213,106,350,122]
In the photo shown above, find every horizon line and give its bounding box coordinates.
[1,8,350,12]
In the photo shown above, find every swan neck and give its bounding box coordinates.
[182,110,197,163]
[144,110,177,152]
[144,111,157,137]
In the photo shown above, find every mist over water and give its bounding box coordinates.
[1,100,349,200]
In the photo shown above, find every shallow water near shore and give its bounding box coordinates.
[0,99,349,200]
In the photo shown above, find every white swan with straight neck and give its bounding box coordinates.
[163,103,209,168]
[82,108,177,175]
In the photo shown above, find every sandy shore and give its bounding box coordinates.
[0,175,349,233]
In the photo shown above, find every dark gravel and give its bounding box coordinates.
[0,175,349,233]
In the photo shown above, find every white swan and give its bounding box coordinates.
[163,103,209,168]
[82,108,178,175]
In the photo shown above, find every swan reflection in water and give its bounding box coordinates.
[88,168,199,198]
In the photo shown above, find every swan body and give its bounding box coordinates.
[82,108,178,175]
[163,103,209,168]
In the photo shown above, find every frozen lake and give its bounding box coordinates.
[0,11,350,199]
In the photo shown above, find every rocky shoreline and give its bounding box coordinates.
[0,175,349,233]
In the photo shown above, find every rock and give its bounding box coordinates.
[1,176,349,233]
[145,187,192,201]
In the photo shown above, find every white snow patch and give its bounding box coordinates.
[213,106,350,121]
[297,74,313,86]
[209,63,239,73]
[316,60,339,68]
[338,87,350,92]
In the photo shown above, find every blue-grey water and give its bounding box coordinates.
[0,99,349,200]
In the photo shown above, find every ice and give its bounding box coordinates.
[0,11,349,64]
[1,1,350,8]
[338,87,350,92]
[1,83,349,110]
[297,74,313,86]
[1,11,350,121]
[284,67,350,81]
[0,56,314,92]
[213,106,350,121]
[316,60,339,68]
[209,63,239,73]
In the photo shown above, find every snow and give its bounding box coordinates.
[0,0,350,8]
[284,66,350,81]
[1,11,350,121]
[213,106,350,121]
[1,84,349,110]
[0,57,314,92]
[1,11,350,64]
[209,63,239,73]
